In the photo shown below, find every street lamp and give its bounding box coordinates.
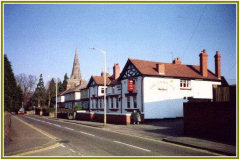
[55,79,58,118]
[90,47,107,126]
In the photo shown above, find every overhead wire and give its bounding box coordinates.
[182,5,207,59]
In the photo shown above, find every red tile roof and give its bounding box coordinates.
[128,58,220,81]
[59,81,87,95]
[91,76,112,86]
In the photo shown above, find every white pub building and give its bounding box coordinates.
[58,49,222,124]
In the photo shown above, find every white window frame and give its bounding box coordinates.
[180,80,191,89]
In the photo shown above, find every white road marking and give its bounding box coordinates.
[69,149,76,153]
[26,116,62,128]
[64,127,74,131]
[113,141,151,152]
[79,131,95,137]
[53,124,61,127]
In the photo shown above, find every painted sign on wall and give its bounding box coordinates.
[128,79,135,92]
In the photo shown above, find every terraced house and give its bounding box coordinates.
[58,49,223,124]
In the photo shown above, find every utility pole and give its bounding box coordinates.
[90,47,107,126]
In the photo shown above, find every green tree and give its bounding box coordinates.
[46,78,56,108]
[4,55,23,112]
[58,81,64,93]
[32,74,46,107]
[62,73,69,91]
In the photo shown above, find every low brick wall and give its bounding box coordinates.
[75,112,133,125]
[184,102,236,144]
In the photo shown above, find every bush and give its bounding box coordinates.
[73,105,83,110]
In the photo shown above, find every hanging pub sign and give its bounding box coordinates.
[128,79,135,92]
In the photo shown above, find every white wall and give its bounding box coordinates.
[191,80,220,99]
[75,92,80,100]
[143,77,221,119]
[57,95,65,103]
[98,86,105,96]
[60,96,65,102]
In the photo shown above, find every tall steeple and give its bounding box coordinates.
[70,48,82,80]
[67,48,85,90]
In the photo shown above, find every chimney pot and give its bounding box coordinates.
[172,57,181,64]
[101,72,109,77]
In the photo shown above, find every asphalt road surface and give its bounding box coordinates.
[16,115,221,157]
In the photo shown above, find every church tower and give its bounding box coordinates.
[67,48,84,90]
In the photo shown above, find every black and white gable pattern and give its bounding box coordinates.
[122,63,141,79]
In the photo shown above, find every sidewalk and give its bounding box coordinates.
[4,115,56,156]
[46,116,236,156]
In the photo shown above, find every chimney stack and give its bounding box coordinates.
[199,49,208,77]
[214,51,221,79]
[113,63,120,80]
[101,72,109,77]
[156,64,165,75]
[172,58,181,64]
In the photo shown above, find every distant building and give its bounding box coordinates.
[87,64,121,112]
[57,48,87,108]
[67,48,86,90]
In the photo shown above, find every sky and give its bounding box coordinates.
[4,3,237,85]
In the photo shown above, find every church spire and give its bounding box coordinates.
[71,48,82,80]
[66,48,86,90]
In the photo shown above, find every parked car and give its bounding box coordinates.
[18,107,25,115]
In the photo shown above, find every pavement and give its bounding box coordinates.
[4,115,80,156]
[46,116,236,156]
[4,115,55,156]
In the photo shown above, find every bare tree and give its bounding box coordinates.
[16,73,37,107]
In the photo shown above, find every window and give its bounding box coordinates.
[116,98,119,108]
[111,98,114,108]
[127,96,131,108]
[180,80,191,88]
[133,96,137,108]
[69,103,72,109]
[92,100,95,108]
[117,85,121,90]
[93,100,96,108]
[101,88,104,94]
[98,99,101,108]
[112,87,115,94]
[100,99,103,108]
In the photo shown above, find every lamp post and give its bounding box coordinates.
[90,47,107,126]
[55,79,58,118]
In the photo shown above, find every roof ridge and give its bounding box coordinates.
[129,57,202,67]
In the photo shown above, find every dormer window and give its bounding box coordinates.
[180,80,191,90]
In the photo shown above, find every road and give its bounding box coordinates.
[15,115,220,157]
